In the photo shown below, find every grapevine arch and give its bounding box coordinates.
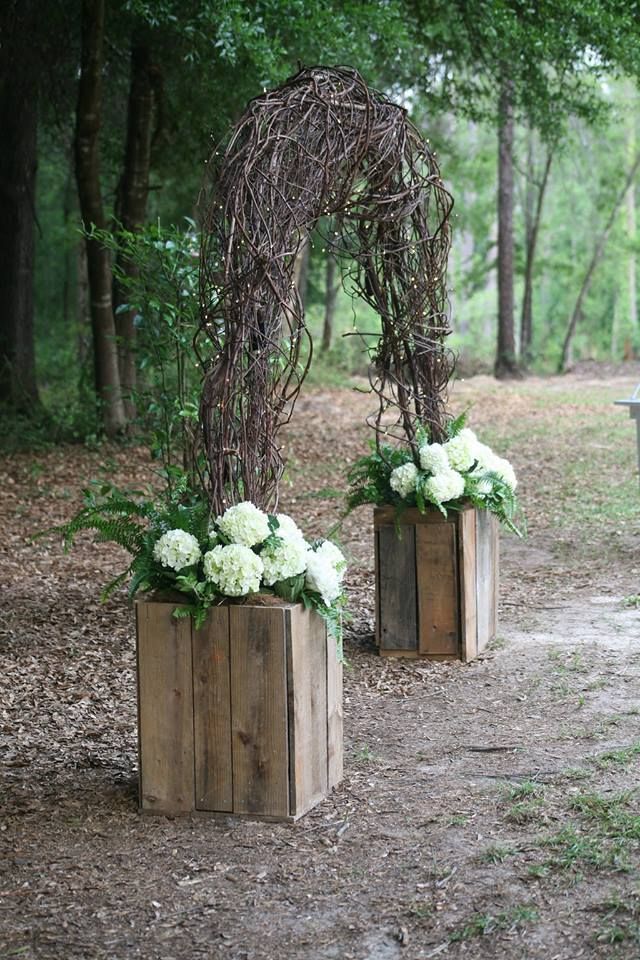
[198,66,454,514]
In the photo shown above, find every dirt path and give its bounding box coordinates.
[1,369,639,959]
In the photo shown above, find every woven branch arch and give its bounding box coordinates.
[198,65,454,514]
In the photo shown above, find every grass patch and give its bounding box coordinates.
[450,904,538,942]
[479,843,519,864]
[592,741,640,770]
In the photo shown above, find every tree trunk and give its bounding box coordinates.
[559,150,640,372]
[495,78,520,379]
[322,252,337,352]
[75,0,126,436]
[520,137,553,367]
[114,39,158,420]
[626,93,638,354]
[0,1,40,410]
[294,240,310,311]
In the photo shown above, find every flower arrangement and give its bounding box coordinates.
[48,478,347,637]
[347,413,523,535]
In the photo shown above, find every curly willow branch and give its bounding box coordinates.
[197,65,454,514]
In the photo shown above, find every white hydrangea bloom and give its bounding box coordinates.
[217,501,271,547]
[475,450,517,491]
[418,442,449,474]
[305,553,341,605]
[389,461,418,499]
[203,543,264,596]
[443,428,481,472]
[313,539,347,573]
[260,536,308,586]
[492,456,517,490]
[425,469,465,504]
[274,513,306,544]
[304,540,347,605]
[153,529,201,571]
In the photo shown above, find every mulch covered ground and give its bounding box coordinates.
[1,367,640,959]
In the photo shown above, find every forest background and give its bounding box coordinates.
[3,0,640,447]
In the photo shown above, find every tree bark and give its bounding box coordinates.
[75,0,126,436]
[520,137,553,367]
[114,39,158,420]
[494,78,520,379]
[322,252,337,352]
[0,1,40,410]
[559,150,640,372]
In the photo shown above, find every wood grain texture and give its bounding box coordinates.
[192,605,233,812]
[459,508,478,662]
[476,510,495,650]
[416,520,459,657]
[374,506,453,526]
[377,524,417,651]
[326,631,344,789]
[136,600,194,814]
[476,508,499,652]
[230,605,290,818]
[286,606,328,817]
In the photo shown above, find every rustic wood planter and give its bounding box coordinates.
[135,597,343,821]
[374,505,498,662]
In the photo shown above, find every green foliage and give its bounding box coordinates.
[40,473,347,641]
[346,418,524,535]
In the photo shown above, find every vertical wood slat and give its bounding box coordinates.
[377,524,417,651]
[459,508,478,662]
[192,605,233,812]
[287,606,328,817]
[476,508,497,652]
[416,521,459,656]
[327,631,343,789]
[136,600,194,814]
[469,509,499,657]
[230,605,290,818]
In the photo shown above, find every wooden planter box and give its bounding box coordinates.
[135,597,343,821]
[374,505,498,661]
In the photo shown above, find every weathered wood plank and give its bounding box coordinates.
[377,524,417,651]
[230,605,290,818]
[286,607,328,817]
[192,605,233,812]
[326,630,343,790]
[476,508,498,651]
[416,520,459,657]
[459,508,478,662]
[374,505,455,527]
[136,600,194,814]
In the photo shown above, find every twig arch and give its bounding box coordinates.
[198,65,454,514]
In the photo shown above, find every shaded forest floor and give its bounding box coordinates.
[2,365,640,960]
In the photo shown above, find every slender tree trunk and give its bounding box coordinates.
[294,240,310,310]
[0,1,40,410]
[559,150,640,372]
[520,138,553,367]
[322,252,337,352]
[495,78,519,378]
[75,0,126,436]
[114,39,158,420]
[626,94,638,354]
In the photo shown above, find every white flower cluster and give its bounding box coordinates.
[203,543,263,596]
[153,529,201,571]
[305,540,347,606]
[217,501,271,547]
[424,469,465,504]
[261,536,308,586]
[151,501,347,610]
[389,461,418,498]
